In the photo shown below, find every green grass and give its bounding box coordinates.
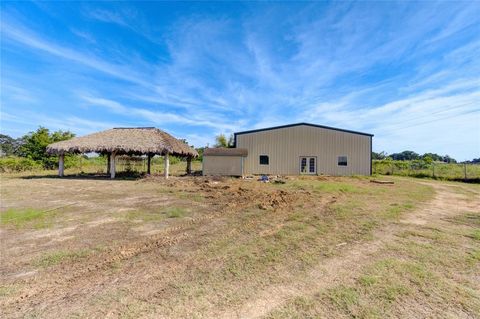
[165,207,187,218]
[449,212,480,227]
[373,160,480,182]
[0,208,57,228]
[314,182,361,193]
[35,249,92,267]
[327,286,360,312]
[0,285,18,298]
[468,229,480,241]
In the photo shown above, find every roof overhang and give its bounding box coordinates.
[203,148,248,157]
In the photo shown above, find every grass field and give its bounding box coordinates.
[373,160,480,182]
[1,172,479,318]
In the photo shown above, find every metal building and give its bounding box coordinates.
[233,123,373,176]
[202,148,248,176]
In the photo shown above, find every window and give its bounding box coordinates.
[259,155,269,165]
[338,156,348,166]
[300,157,307,172]
[309,157,316,173]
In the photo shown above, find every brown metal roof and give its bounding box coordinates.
[203,148,248,157]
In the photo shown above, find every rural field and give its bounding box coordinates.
[1,167,479,318]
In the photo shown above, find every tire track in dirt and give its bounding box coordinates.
[217,181,480,319]
[3,186,308,317]
[7,215,212,312]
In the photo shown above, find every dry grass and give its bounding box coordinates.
[267,185,480,319]
[0,174,478,318]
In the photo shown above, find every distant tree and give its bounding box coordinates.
[214,134,234,148]
[18,127,75,169]
[389,150,420,161]
[0,134,23,156]
[214,134,228,147]
[443,155,456,163]
[372,151,387,160]
[421,153,443,162]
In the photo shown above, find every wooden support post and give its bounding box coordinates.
[58,153,64,177]
[164,152,169,179]
[186,157,192,174]
[110,152,116,179]
[147,154,152,175]
[107,155,111,174]
[464,163,467,181]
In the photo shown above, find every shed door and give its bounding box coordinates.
[300,157,317,175]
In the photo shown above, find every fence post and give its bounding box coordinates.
[432,163,435,178]
[464,163,467,181]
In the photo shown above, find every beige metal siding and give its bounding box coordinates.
[202,156,244,176]
[236,125,371,176]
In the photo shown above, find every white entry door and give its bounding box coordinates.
[300,157,317,174]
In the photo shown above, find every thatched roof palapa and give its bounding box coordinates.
[47,127,198,157]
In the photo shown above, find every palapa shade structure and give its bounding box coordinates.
[47,127,198,179]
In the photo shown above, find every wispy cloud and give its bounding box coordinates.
[79,95,240,132]
[1,19,152,88]
[1,111,119,136]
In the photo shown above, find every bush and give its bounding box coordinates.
[17,127,75,169]
[0,156,42,173]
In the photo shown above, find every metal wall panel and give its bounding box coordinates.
[202,156,244,176]
[236,125,371,175]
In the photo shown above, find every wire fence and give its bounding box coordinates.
[373,160,480,182]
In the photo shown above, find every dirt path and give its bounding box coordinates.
[218,181,480,319]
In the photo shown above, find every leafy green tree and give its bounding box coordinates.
[18,127,75,169]
[214,134,228,147]
[372,151,387,160]
[422,155,433,165]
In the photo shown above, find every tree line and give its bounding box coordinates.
[371,150,478,164]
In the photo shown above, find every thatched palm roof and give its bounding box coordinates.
[47,127,198,157]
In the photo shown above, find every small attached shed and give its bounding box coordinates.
[202,148,248,177]
[46,127,198,179]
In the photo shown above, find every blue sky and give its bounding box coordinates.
[1,1,479,160]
